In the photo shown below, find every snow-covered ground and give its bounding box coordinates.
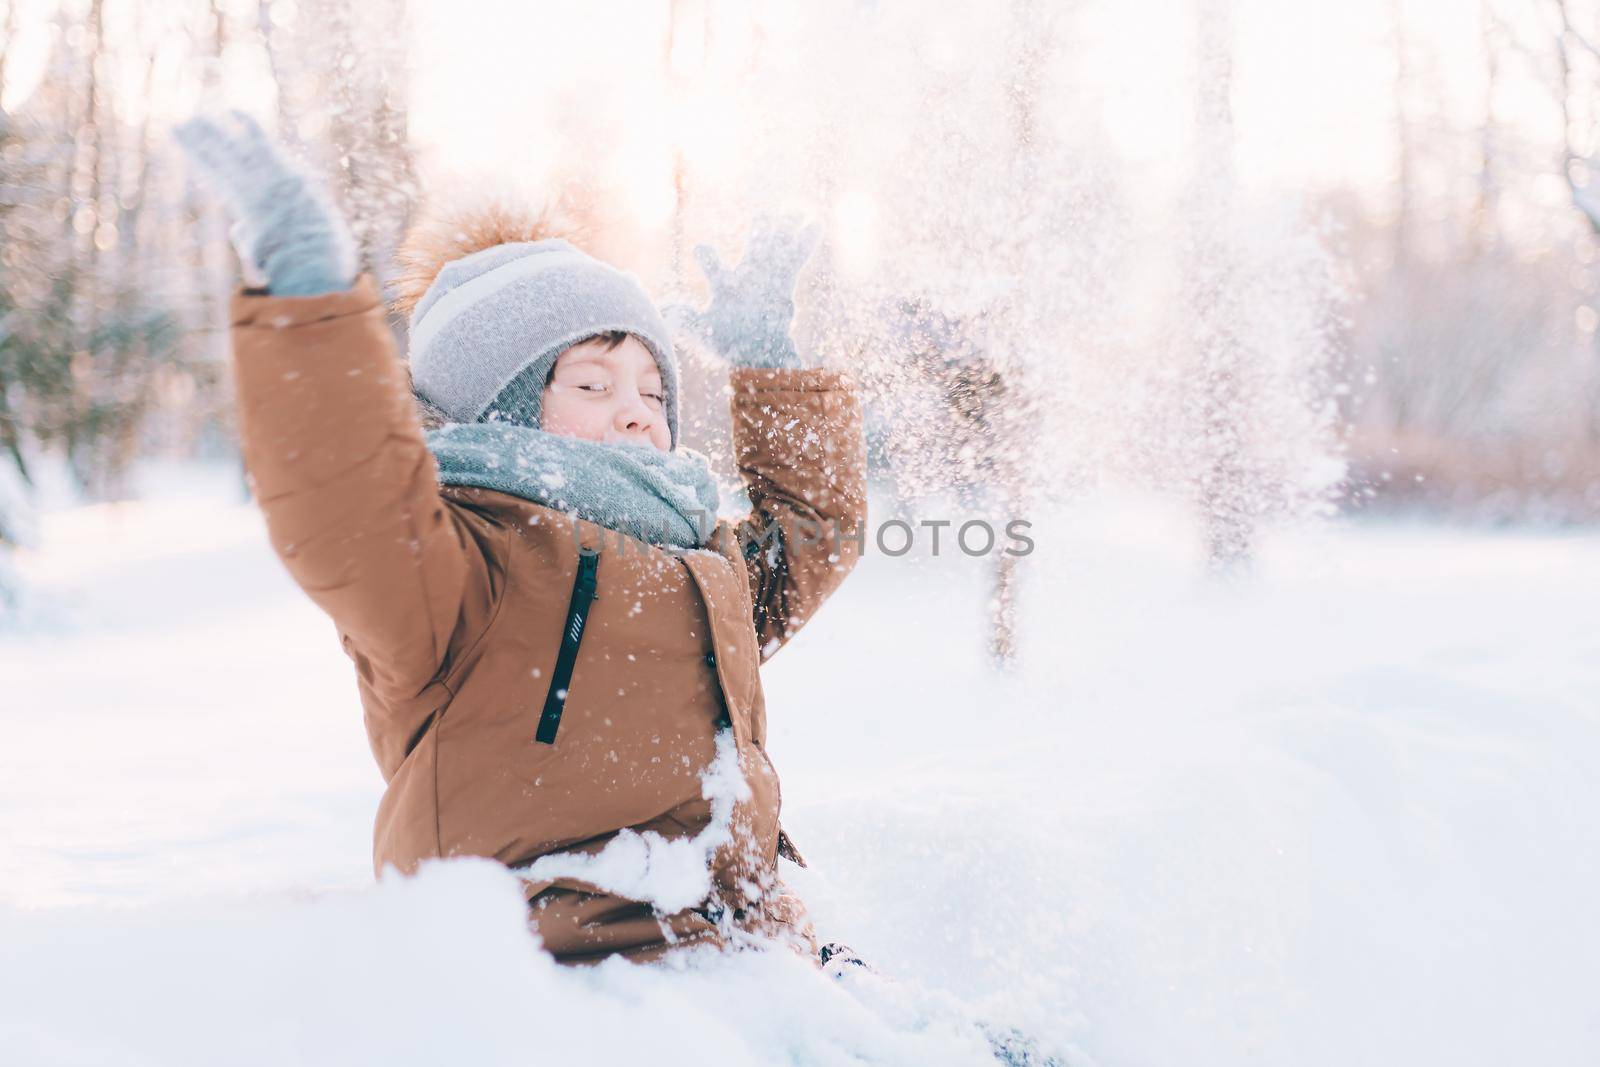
[4,460,1598,1066]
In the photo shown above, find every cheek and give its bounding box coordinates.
[540,388,609,441]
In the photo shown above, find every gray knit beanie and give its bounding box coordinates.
[407,238,681,448]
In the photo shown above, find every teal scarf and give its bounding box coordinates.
[424,424,721,549]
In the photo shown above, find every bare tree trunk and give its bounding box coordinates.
[981,0,1052,668]
[194,0,233,305]
[0,33,25,554]
[990,549,1020,666]
[1472,0,1502,256]
[322,0,415,295]
[1554,0,1600,233]
[0,0,20,98]
[1391,0,1415,268]
[1189,0,1253,575]
[1552,0,1600,442]
[665,0,708,291]
[63,0,109,497]
[256,0,299,148]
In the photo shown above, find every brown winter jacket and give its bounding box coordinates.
[228,274,867,964]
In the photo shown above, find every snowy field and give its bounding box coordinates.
[3,460,1598,1066]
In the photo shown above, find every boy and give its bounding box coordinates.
[176,111,866,965]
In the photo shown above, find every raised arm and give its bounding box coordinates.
[675,217,868,659]
[179,112,495,732]
[726,365,866,660]
[230,279,495,706]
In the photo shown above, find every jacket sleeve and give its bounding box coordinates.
[229,274,493,706]
[724,366,868,662]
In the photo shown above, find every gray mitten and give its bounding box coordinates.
[173,110,357,297]
[670,216,821,369]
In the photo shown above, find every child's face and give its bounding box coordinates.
[540,335,671,451]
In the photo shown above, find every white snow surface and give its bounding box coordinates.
[3,459,1598,1066]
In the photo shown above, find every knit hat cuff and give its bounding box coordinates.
[407,239,680,447]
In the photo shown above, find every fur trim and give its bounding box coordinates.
[392,195,589,321]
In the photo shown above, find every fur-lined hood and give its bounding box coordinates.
[393,198,590,320]
[394,198,587,429]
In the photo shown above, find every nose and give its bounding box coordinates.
[613,389,658,439]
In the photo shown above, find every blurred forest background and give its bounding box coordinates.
[5,0,1600,619]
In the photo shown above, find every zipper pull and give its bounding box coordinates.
[575,544,600,595]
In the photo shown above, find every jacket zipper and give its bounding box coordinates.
[676,554,734,732]
[534,544,600,744]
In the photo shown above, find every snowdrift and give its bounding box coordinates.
[3,464,1596,1065]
